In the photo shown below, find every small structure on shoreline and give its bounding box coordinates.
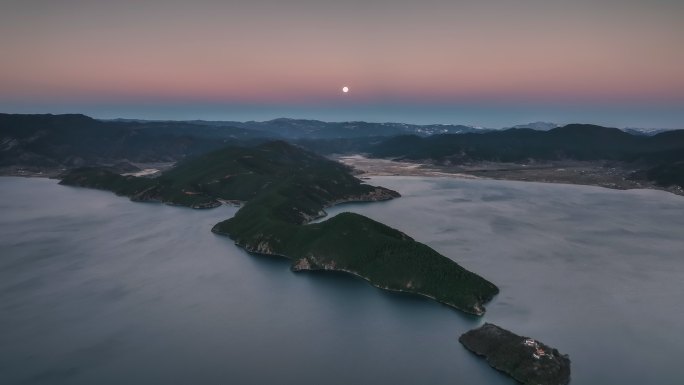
[459,323,571,385]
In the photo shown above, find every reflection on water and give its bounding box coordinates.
[1,176,683,384]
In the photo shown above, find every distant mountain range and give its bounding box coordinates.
[369,124,684,161]
[1,113,682,189]
[0,113,266,170]
[507,122,559,131]
[0,113,488,171]
[622,127,674,136]
[368,124,684,188]
[107,117,489,138]
[507,121,676,136]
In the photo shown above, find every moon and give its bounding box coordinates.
[342,86,349,93]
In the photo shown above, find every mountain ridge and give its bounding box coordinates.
[3,113,682,189]
[59,141,500,315]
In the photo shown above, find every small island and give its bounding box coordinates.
[459,323,571,385]
[60,141,499,315]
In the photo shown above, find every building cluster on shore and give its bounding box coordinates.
[523,338,549,360]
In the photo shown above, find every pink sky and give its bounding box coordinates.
[1,0,682,123]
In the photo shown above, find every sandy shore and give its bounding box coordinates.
[336,154,684,196]
[337,155,479,179]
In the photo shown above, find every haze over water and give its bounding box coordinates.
[1,176,683,384]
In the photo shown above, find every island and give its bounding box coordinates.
[459,323,571,385]
[60,140,499,315]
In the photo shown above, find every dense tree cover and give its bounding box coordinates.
[0,113,277,171]
[371,125,684,162]
[61,141,499,315]
[0,113,481,170]
[6,114,681,189]
[460,323,571,385]
[369,125,684,188]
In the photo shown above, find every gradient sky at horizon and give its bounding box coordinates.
[1,0,683,128]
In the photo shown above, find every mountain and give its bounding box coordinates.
[622,127,676,136]
[508,122,677,136]
[191,118,489,138]
[368,124,684,188]
[4,114,682,189]
[508,122,559,131]
[370,124,684,162]
[0,113,270,173]
[0,113,489,173]
[60,141,499,315]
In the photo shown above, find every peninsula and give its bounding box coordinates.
[60,141,499,315]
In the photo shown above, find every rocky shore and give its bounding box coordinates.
[290,254,487,316]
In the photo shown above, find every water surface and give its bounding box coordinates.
[1,176,682,384]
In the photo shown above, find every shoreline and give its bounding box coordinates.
[336,154,684,197]
[212,190,495,316]
[4,154,683,198]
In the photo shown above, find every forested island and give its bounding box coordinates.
[60,141,499,315]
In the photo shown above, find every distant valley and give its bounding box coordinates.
[1,113,682,195]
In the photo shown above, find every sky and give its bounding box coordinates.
[1,0,683,128]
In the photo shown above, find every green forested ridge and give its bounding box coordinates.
[60,141,499,315]
[0,113,479,171]
[371,125,684,161]
[0,113,268,169]
[6,114,681,189]
[60,141,379,208]
[369,125,684,188]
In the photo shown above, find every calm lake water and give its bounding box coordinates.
[1,176,683,385]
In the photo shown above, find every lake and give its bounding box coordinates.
[1,176,683,384]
